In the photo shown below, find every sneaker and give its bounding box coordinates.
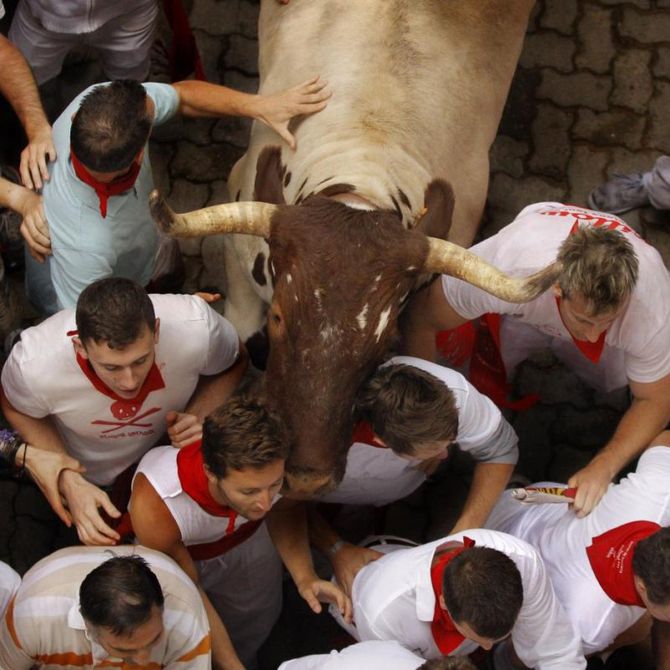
[587,172,650,214]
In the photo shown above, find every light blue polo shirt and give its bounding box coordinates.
[29,83,179,312]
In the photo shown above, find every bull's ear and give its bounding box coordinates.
[254,146,287,204]
[414,179,454,241]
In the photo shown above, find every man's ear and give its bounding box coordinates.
[203,463,218,486]
[72,336,87,359]
[552,283,562,299]
[438,594,447,611]
[371,434,387,448]
[634,575,647,601]
[153,318,160,345]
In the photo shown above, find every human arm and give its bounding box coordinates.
[267,498,352,622]
[0,35,55,189]
[306,505,382,596]
[171,76,331,149]
[450,461,514,533]
[130,473,244,670]
[0,175,51,262]
[0,391,120,543]
[568,373,670,517]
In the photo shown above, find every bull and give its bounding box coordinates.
[150,0,556,492]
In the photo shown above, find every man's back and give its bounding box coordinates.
[486,446,670,652]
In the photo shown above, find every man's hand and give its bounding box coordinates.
[167,410,203,448]
[330,543,383,596]
[15,189,51,262]
[194,291,222,304]
[296,576,352,624]
[568,455,614,518]
[23,446,86,526]
[59,469,121,545]
[20,123,56,190]
[255,76,331,150]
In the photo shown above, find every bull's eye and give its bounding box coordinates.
[271,311,282,324]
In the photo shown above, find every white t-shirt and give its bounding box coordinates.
[318,356,518,506]
[279,641,426,670]
[350,530,585,669]
[1,294,239,485]
[442,203,670,385]
[486,446,670,653]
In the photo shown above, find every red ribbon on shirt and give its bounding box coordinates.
[586,520,660,606]
[437,315,539,411]
[430,537,476,654]
[70,150,142,218]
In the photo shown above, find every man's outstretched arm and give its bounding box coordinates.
[172,76,331,149]
[0,34,55,189]
[568,373,670,517]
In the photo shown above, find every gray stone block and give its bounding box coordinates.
[619,8,670,43]
[566,144,610,207]
[537,69,611,111]
[529,104,573,178]
[148,141,175,199]
[519,31,576,72]
[611,49,654,113]
[648,82,670,154]
[171,140,245,182]
[212,116,253,149]
[573,108,645,150]
[224,34,259,76]
[654,47,670,78]
[490,135,529,179]
[576,5,615,73]
[540,0,577,35]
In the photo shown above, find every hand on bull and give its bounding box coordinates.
[330,542,383,597]
[17,190,51,262]
[23,445,86,527]
[567,455,614,518]
[296,573,353,624]
[167,410,203,448]
[20,122,56,191]
[254,75,331,150]
[59,469,121,546]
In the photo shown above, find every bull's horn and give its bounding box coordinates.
[424,237,561,303]
[149,190,277,239]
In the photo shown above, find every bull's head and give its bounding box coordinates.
[149,153,559,494]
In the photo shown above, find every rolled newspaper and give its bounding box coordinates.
[512,486,577,504]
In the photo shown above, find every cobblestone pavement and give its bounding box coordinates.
[1,1,669,667]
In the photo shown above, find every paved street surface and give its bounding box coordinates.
[1,1,668,667]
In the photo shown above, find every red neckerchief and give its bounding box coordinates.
[71,331,166,421]
[351,420,384,448]
[70,149,141,218]
[430,537,476,654]
[177,440,238,522]
[554,296,607,364]
[586,521,660,606]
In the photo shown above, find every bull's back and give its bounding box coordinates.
[230,0,534,246]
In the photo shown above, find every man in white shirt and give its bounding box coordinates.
[336,529,585,669]
[403,203,670,518]
[486,431,670,662]
[1,277,246,545]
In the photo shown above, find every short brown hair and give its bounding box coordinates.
[633,527,670,606]
[202,394,289,479]
[557,226,638,315]
[355,363,458,455]
[419,658,476,670]
[76,278,155,349]
[71,80,151,172]
[442,546,523,639]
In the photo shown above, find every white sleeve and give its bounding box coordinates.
[1,344,51,418]
[199,301,240,376]
[511,552,586,670]
[455,378,519,465]
[279,652,335,670]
